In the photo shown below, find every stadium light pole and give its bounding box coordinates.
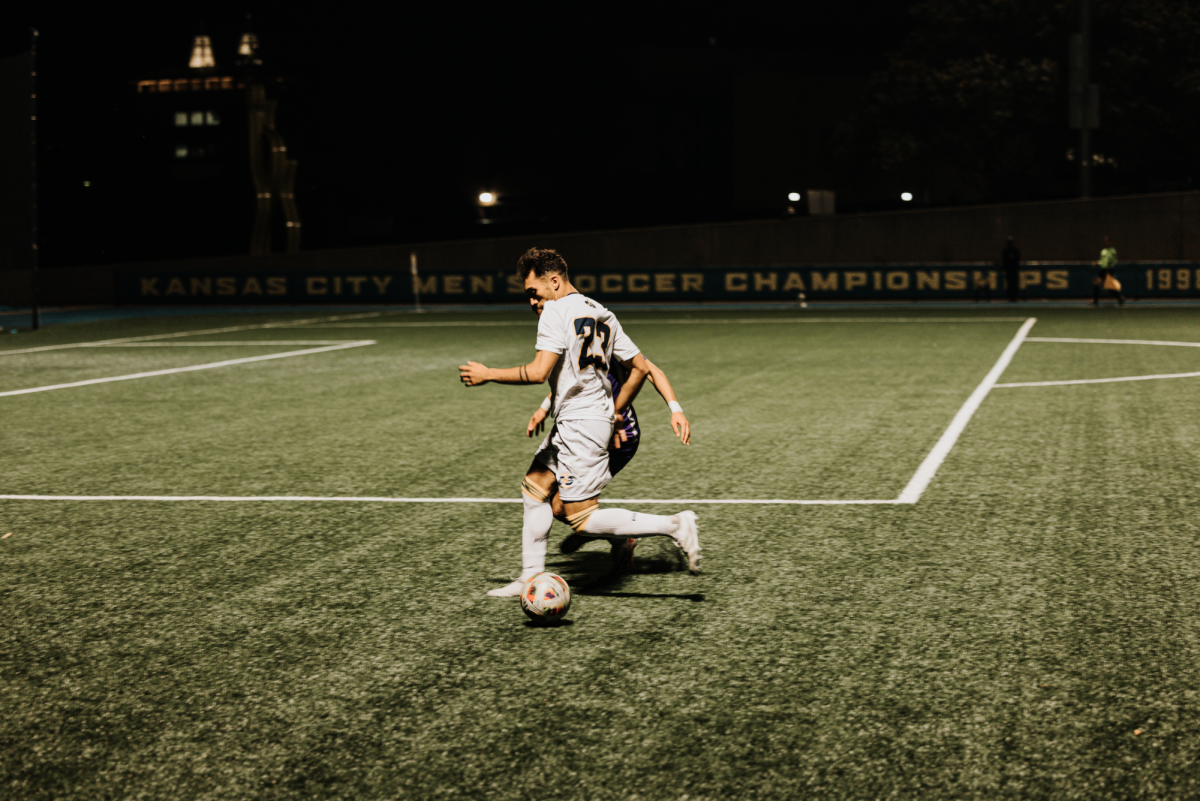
[30,27,39,330]
[1069,0,1097,199]
[1079,0,1090,199]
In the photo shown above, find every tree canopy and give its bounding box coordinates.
[838,0,1200,202]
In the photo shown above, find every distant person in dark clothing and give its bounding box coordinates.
[1092,236,1125,307]
[1002,236,1021,302]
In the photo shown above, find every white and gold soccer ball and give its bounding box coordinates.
[520,572,571,623]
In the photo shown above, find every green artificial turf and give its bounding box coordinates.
[3,305,1200,799]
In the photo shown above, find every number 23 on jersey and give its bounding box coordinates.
[573,317,611,371]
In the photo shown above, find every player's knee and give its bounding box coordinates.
[564,503,599,533]
[551,495,567,521]
[521,477,550,504]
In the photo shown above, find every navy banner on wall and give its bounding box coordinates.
[117,263,1200,305]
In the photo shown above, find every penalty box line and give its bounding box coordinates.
[0,495,903,505]
[302,317,1032,328]
[0,341,375,398]
[897,317,1037,504]
[0,311,385,356]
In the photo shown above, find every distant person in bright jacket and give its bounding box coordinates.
[1092,236,1125,307]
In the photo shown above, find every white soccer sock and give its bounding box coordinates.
[520,493,553,577]
[583,508,679,539]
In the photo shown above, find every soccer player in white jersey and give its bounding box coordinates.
[458,248,701,597]
[526,356,691,575]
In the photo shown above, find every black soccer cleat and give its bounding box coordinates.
[560,533,596,554]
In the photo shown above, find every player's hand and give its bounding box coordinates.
[527,407,548,438]
[611,411,629,450]
[671,411,690,445]
[458,361,490,387]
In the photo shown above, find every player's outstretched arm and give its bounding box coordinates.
[459,351,559,387]
[644,358,690,445]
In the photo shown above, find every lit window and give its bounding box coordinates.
[174,112,189,127]
[174,78,189,92]
[190,111,204,126]
[189,35,215,70]
[137,80,158,93]
[175,145,188,159]
[158,79,172,92]
[239,33,259,57]
[205,110,220,126]
[221,76,233,90]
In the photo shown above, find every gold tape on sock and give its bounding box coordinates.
[565,505,598,533]
[520,478,550,504]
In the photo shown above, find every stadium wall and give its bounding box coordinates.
[5,191,1200,306]
[113,263,1198,304]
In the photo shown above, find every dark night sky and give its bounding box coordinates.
[3,4,913,260]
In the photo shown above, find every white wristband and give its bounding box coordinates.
[540,396,552,411]
[668,401,683,414]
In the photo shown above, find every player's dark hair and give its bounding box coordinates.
[517,248,569,280]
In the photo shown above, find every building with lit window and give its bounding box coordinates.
[128,29,299,259]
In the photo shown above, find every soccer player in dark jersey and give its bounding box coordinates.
[526,356,690,575]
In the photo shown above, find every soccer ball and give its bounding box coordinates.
[520,572,571,623]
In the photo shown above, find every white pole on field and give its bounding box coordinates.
[410,252,421,312]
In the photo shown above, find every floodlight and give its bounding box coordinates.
[901,192,913,201]
[788,192,800,202]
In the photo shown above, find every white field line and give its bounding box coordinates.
[896,317,1037,504]
[0,311,384,355]
[0,341,375,398]
[0,494,903,505]
[1027,337,1200,347]
[997,336,1200,387]
[300,317,1030,328]
[83,340,363,347]
[996,372,1200,388]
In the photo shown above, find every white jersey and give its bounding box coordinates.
[535,293,640,422]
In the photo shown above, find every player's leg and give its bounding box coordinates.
[559,436,638,552]
[602,441,640,574]
[555,419,701,573]
[559,434,642,575]
[555,488,633,573]
[562,499,701,575]
[486,462,557,598]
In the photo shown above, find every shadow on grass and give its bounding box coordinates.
[522,618,576,628]
[572,563,704,601]
[579,590,705,602]
[495,544,693,600]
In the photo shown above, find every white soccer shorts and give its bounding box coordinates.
[533,418,615,502]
